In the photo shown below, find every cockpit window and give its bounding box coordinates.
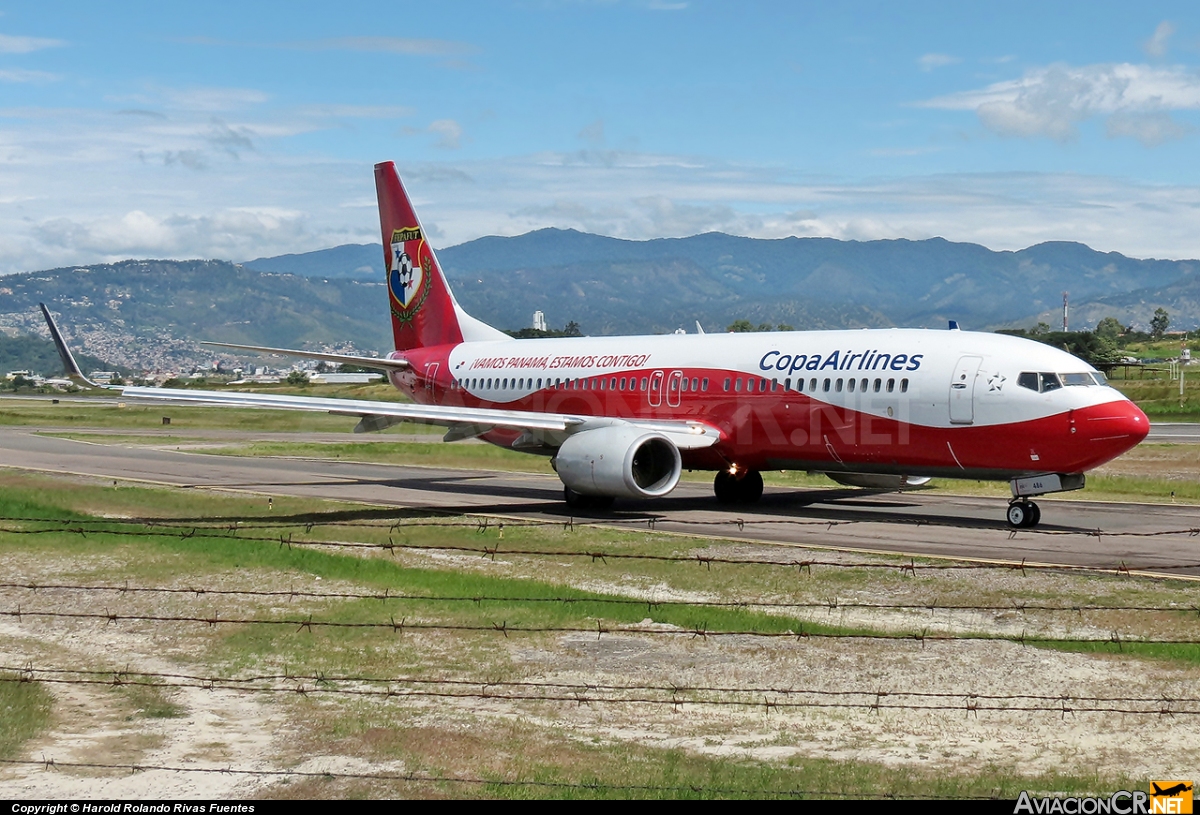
[1091,371,1108,386]
[1019,371,1079,393]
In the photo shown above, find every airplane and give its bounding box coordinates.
[1152,783,1193,797]
[40,161,1150,528]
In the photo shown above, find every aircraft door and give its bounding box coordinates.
[425,362,440,405]
[949,356,982,424]
[648,370,664,407]
[666,370,683,408]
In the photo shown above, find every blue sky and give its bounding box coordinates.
[3,1,1200,272]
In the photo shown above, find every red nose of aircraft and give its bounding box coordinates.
[1073,397,1150,468]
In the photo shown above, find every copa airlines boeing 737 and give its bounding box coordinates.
[44,161,1150,527]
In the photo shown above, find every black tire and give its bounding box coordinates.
[714,471,738,504]
[1027,502,1041,528]
[563,486,614,512]
[1006,502,1029,528]
[736,470,764,504]
[564,485,589,510]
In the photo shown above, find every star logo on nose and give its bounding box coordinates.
[988,373,1006,392]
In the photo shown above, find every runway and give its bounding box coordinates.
[1,425,1197,577]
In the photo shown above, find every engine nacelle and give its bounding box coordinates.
[555,425,682,499]
[823,472,932,489]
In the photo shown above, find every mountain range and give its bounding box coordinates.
[248,230,1200,334]
[1,230,1196,373]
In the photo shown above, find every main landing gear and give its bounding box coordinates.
[1006,499,1041,529]
[714,469,764,505]
[563,486,615,512]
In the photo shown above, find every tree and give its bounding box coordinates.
[726,319,754,333]
[1031,322,1051,336]
[285,370,309,386]
[1095,316,1123,342]
[1150,308,1170,340]
[563,321,582,337]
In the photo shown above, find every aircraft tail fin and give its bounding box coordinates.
[374,161,508,352]
[39,303,103,388]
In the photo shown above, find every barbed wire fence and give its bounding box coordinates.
[3,508,1199,797]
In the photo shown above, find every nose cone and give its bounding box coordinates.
[1075,398,1149,467]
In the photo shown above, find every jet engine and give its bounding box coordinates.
[822,472,932,489]
[555,425,682,499]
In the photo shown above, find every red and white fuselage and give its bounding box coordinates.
[390,328,1147,482]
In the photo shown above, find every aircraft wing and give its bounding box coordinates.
[119,386,721,449]
[200,341,410,372]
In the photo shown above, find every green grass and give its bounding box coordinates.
[2,470,1197,798]
[271,712,1133,800]
[0,675,54,759]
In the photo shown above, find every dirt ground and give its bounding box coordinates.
[2,543,1198,798]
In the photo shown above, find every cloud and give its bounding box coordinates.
[164,150,207,170]
[0,69,59,83]
[1144,21,1174,58]
[918,53,960,72]
[206,118,255,158]
[1105,111,1190,146]
[0,33,65,53]
[578,118,605,147]
[923,62,1200,143]
[296,36,476,56]
[294,104,413,119]
[157,86,270,112]
[116,109,168,119]
[32,207,311,260]
[404,119,463,149]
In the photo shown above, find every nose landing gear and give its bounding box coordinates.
[1006,500,1041,529]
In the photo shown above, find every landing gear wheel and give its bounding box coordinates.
[1006,500,1040,529]
[714,471,737,504]
[563,486,614,512]
[737,470,764,504]
[714,469,764,505]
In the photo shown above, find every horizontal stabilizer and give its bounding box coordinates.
[201,341,410,371]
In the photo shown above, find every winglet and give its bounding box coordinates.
[38,303,102,388]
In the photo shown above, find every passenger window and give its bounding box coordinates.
[1040,372,1062,392]
[693,378,700,391]
[747,379,755,393]
[847,379,856,393]
[886,379,895,392]
[823,378,831,392]
[723,378,731,392]
[810,378,817,392]
[900,379,909,393]
[861,378,868,392]
[835,378,843,392]
[681,378,689,392]
[873,378,881,392]
[701,378,709,391]
[760,378,768,391]
[619,377,626,390]
[784,378,791,391]
[641,378,648,391]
